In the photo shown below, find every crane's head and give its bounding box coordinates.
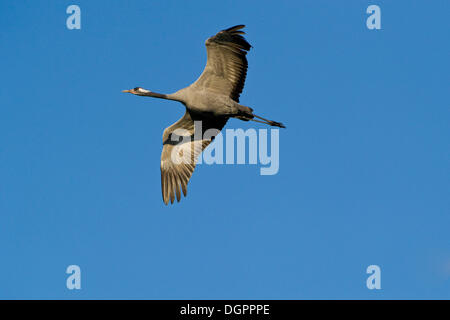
[122,87,151,96]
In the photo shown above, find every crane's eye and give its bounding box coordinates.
[134,87,141,91]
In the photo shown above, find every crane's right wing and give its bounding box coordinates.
[191,25,252,103]
[160,111,228,205]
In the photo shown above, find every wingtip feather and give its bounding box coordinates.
[225,24,246,32]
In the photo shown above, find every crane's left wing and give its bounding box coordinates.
[191,25,251,102]
[160,111,228,205]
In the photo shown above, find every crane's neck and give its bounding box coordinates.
[139,89,184,103]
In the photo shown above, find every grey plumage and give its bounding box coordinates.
[123,25,285,205]
[192,25,251,102]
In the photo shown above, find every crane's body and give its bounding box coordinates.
[171,89,242,116]
[123,25,285,205]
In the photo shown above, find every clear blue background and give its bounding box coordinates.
[0,0,449,299]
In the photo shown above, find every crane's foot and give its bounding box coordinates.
[268,120,286,128]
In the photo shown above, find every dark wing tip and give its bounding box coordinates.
[224,25,246,32]
[208,25,251,52]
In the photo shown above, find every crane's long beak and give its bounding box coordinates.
[122,89,132,93]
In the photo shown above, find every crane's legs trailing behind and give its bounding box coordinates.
[235,105,286,128]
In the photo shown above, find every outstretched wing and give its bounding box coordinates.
[160,110,228,205]
[191,25,252,102]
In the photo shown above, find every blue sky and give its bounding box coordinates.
[0,0,449,299]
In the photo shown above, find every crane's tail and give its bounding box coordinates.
[236,106,286,128]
